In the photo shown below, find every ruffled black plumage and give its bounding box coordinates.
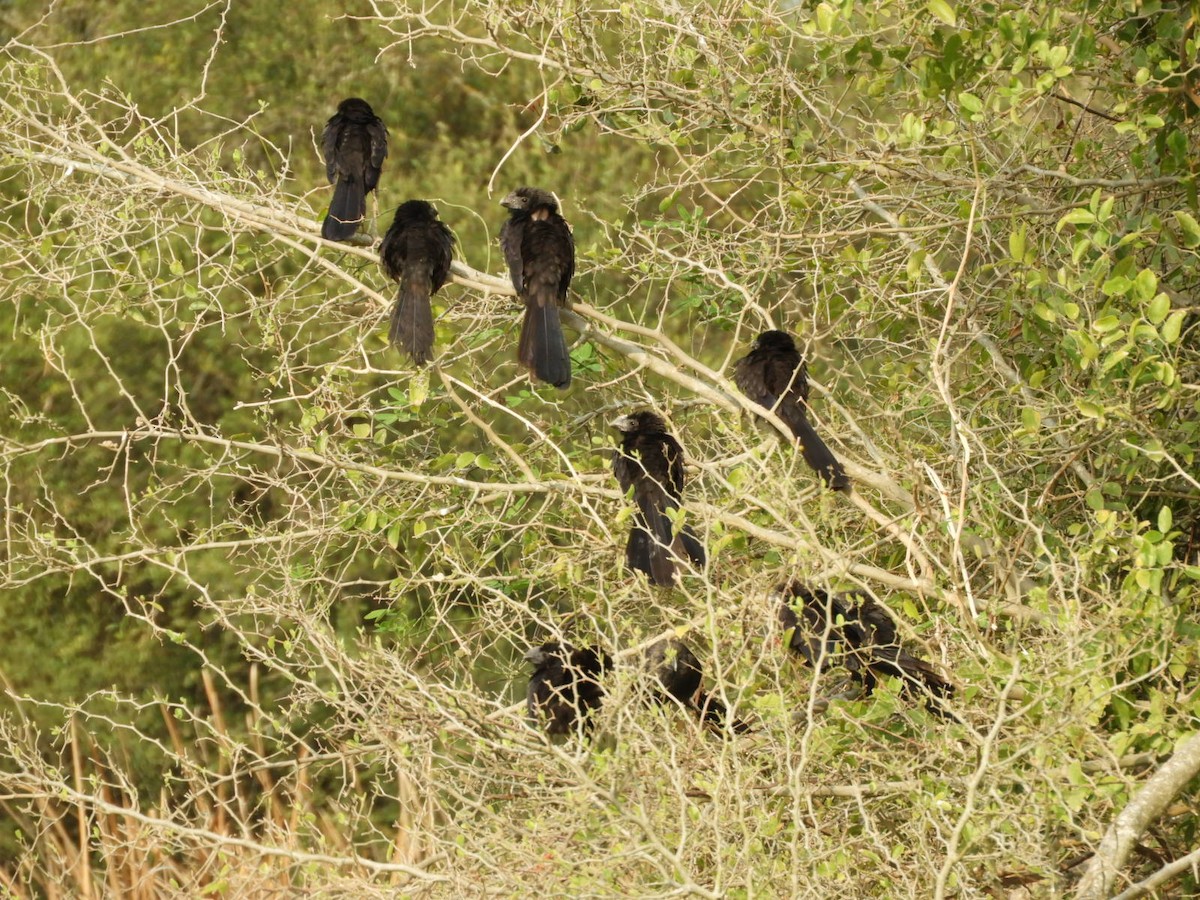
[321,98,388,241]
[734,330,849,492]
[380,200,454,365]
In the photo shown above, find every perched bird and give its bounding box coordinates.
[733,330,849,492]
[776,581,956,718]
[525,642,611,737]
[643,638,751,733]
[321,98,388,241]
[379,200,455,364]
[611,411,706,586]
[499,187,574,388]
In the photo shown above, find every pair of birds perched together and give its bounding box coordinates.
[526,581,957,737]
[320,98,574,387]
[611,336,849,592]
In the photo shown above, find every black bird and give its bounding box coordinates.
[733,330,850,492]
[524,642,611,737]
[776,581,956,718]
[611,411,706,586]
[379,200,455,364]
[321,98,388,241]
[499,187,574,388]
[643,638,751,733]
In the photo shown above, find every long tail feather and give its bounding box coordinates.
[322,177,365,241]
[518,295,571,388]
[389,272,434,365]
[789,413,850,491]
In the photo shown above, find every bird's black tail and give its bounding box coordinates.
[785,410,850,492]
[645,513,679,587]
[694,691,753,734]
[677,526,706,569]
[635,507,705,587]
[389,270,435,365]
[518,296,571,388]
[323,176,366,241]
[868,649,960,721]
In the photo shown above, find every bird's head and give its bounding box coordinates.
[501,187,559,214]
[523,642,561,666]
[393,199,438,222]
[752,330,797,353]
[611,410,669,434]
[336,97,376,119]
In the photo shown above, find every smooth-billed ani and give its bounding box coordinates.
[379,200,454,364]
[776,580,956,718]
[644,638,751,733]
[611,411,706,586]
[321,98,388,241]
[499,187,574,388]
[733,330,850,492]
[524,642,611,737]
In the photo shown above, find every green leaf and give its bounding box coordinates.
[1133,268,1157,302]
[958,92,982,114]
[1161,310,1185,344]
[1173,211,1200,248]
[409,370,429,408]
[1093,315,1121,332]
[928,0,957,26]
[455,452,476,469]
[1100,277,1131,297]
[352,422,371,439]
[1146,293,1170,325]
[1057,208,1096,231]
[1158,507,1173,532]
[1101,348,1128,373]
[1008,226,1026,261]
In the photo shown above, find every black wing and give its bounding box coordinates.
[365,116,388,192]
[735,344,849,491]
[499,217,524,294]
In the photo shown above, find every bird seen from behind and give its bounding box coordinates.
[524,642,611,737]
[776,580,956,719]
[643,638,751,733]
[499,187,574,388]
[611,411,706,587]
[321,98,388,241]
[733,330,850,492]
[379,200,455,365]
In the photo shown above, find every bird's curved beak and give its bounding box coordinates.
[610,415,634,432]
[500,191,522,210]
[523,647,546,665]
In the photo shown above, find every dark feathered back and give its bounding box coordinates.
[379,200,455,365]
[525,642,611,737]
[499,186,574,388]
[321,98,388,241]
[611,412,705,586]
[643,638,752,734]
[777,580,956,717]
[733,330,849,491]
